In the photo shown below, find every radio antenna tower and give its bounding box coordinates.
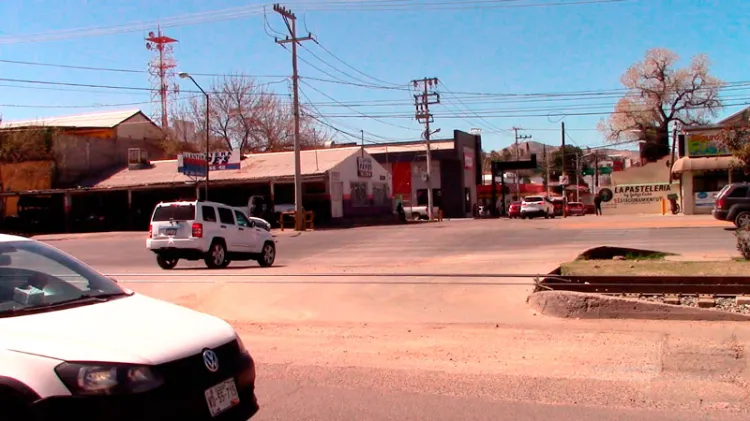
[146,27,179,130]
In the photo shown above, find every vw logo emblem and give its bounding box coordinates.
[203,349,219,372]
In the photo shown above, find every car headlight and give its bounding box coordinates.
[55,362,164,395]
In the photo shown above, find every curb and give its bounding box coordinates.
[34,232,146,242]
[527,290,750,321]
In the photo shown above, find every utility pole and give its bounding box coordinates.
[273,4,314,231]
[561,122,567,218]
[543,144,550,196]
[412,77,440,220]
[512,127,532,201]
[594,153,599,195]
[575,154,581,202]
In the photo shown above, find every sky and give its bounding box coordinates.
[0,0,747,152]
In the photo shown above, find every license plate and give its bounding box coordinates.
[205,378,240,417]
[165,228,177,236]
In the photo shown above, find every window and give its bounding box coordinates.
[350,182,369,207]
[202,206,217,222]
[372,183,387,206]
[152,204,195,221]
[693,170,729,193]
[234,210,250,227]
[729,187,749,198]
[217,207,235,225]
[416,189,441,207]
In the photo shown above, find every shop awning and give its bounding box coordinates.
[671,156,738,173]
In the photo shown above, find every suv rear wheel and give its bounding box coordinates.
[156,255,178,270]
[205,240,227,269]
[735,211,750,228]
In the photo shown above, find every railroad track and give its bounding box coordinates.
[538,275,750,297]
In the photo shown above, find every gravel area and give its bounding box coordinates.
[615,294,750,314]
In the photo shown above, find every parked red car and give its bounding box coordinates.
[508,201,522,218]
[565,202,586,216]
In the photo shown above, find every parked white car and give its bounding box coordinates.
[147,200,276,269]
[232,207,271,232]
[520,195,555,219]
[0,234,259,420]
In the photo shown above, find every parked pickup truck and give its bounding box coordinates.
[401,201,439,220]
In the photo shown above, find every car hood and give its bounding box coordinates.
[0,294,236,364]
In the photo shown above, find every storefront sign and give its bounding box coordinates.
[612,183,675,205]
[463,147,474,169]
[694,191,720,207]
[357,157,373,178]
[687,133,730,157]
[177,150,241,176]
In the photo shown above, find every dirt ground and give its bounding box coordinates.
[561,259,750,276]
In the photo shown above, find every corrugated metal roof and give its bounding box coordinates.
[1,109,144,129]
[87,147,361,190]
[364,140,455,155]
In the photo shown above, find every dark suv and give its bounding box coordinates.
[713,183,750,227]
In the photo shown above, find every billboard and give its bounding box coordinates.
[178,150,241,177]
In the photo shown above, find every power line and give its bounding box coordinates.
[300,79,420,131]
[0,58,289,79]
[0,0,632,44]
[311,39,405,88]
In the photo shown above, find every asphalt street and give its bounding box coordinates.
[36,217,749,421]
[48,217,737,275]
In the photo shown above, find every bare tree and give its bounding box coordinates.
[176,75,325,154]
[598,48,724,161]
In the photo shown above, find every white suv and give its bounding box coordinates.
[0,235,258,420]
[520,195,555,219]
[147,200,276,270]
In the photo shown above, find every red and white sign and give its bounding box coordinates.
[463,147,474,169]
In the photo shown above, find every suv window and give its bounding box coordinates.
[234,210,251,227]
[152,204,195,222]
[217,207,235,225]
[729,187,749,198]
[202,206,217,222]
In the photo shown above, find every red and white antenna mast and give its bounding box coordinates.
[146,27,179,130]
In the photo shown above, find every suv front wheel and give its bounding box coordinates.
[205,240,228,269]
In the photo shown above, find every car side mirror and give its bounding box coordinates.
[248,221,255,228]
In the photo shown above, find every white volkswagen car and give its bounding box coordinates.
[0,235,259,420]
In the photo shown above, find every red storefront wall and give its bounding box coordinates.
[392,162,412,200]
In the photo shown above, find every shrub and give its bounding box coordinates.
[737,226,750,260]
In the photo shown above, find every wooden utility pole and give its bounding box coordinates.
[512,127,531,201]
[561,122,567,218]
[543,144,550,196]
[273,4,314,231]
[412,77,440,220]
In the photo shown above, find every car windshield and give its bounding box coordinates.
[0,241,126,316]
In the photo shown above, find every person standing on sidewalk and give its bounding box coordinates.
[594,194,603,216]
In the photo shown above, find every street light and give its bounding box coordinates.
[178,72,210,201]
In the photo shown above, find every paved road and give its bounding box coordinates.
[36,218,750,420]
[47,218,737,275]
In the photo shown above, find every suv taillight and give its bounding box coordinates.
[148,224,152,238]
[716,198,726,209]
[192,222,203,238]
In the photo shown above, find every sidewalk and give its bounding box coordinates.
[556,214,734,230]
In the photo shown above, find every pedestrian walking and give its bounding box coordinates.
[594,194,603,216]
